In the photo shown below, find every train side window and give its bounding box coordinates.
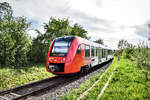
[104,49,106,57]
[77,45,81,54]
[97,48,99,57]
[102,49,104,57]
[100,48,102,58]
[85,45,90,57]
[96,47,98,56]
[91,46,94,57]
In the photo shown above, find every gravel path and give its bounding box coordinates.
[32,62,111,100]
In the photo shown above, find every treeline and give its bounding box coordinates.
[117,40,150,81]
[0,2,88,67]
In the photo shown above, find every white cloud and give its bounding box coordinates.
[134,24,150,39]
[1,0,150,49]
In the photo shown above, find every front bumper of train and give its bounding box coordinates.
[47,57,80,74]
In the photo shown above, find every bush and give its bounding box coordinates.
[122,47,134,60]
[133,42,150,81]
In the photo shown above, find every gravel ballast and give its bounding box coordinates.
[33,62,111,100]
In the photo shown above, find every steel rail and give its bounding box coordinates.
[0,76,60,95]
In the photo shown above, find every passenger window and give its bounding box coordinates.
[85,45,90,57]
[102,49,104,57]
[96,47,98,56]
[77,45,81,54]
[100,48,102,58]
[91,46,94,57]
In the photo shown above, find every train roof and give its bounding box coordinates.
[55,36,113,50]
[75,36,112,50]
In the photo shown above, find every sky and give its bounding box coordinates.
[1,0,150,49]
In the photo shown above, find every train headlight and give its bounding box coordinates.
[49,58,53,62]
[60,58,66,63]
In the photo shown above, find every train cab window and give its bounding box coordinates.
[91,46,94,57]
[85,45,90,57]
[77,45,81,54]
[50,37,74,57]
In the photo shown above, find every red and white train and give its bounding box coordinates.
[46,36,113,75]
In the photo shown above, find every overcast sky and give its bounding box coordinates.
[1,0,150,49]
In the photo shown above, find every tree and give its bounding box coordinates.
[0,2,12,18]
[117,39,135,57]
[94,38,104,45]
[0,33,15,65]
[29,17,72,63]
[30,17,88,63]
[70,23,87,38]
[0,2,31,67]
[118,39,129,50]
[133,42,150,81]
[122,43,135,59]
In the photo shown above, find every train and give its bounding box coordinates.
[46,36,114,75]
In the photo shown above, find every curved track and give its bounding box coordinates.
[0,76,67,100]
[0,59,113,100]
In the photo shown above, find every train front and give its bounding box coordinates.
[46,36,79,75]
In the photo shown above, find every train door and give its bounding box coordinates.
[72,44,84,72]
[84,45,91,66]
[101,49,105,62]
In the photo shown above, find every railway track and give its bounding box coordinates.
[0,59,113,100]
[0,76,70,100]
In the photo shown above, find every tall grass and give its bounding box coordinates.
[0,64,54,90]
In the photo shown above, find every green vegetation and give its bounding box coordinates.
[117,39,150,81]
[0,64,54,90]
[133,43,150,81]
[100,58,150,100]
[0,2,31,67]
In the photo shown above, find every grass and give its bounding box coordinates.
[100,58,150,100]
[61,57,150,100]
[0,64,54,90]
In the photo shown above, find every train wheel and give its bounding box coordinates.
[80,65,90,74]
